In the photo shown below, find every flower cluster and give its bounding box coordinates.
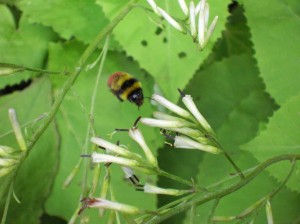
[0,109,25,178]
[147,0,218,49]
[141,91,222,154]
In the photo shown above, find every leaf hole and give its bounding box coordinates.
[155,27,163,35]
[178,52,187,59]
[163,37,168,43]
[141,40,148,47]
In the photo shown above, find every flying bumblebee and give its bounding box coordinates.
[108,72,144,107]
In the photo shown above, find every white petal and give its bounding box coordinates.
[156,7,184,32]
[182,95,212,132]
[178,0,189,16]
[91,137,132,157]
[128,128,157,166]
[189,1,196,38]
[152,94,191,119]
[146,0,159,15]
[92,153,139,167]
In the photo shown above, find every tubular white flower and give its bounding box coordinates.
[195,0,206,15]
[156,7,184,33]
[0,166,15,177]
[204,2,209,28]
[266,200,274,224]
[0,145,16,157]
[92,153,139,167]
[122,167,135,179]
[146,0,160,15]
[152,94,192,119]
[198,6,205,47]
[174,135,221,154]
[0,158,18,167]
[182,95,212,132]
[81,198,140,214]
[129,128,157,166]
[91,137,137,158]
[8,108,27,152]
[143,183,191,196]
[178,0,189,16]
[189,1,197,38]
[140,118,185,129]
[205,15,218,44]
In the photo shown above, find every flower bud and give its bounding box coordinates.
[129,128,157,166]
[92,153,140,168]
[80,198,140,215]
[143,183,192,196]
[156,7,185,33]
[152,94,192,119]
[174,136,221,154]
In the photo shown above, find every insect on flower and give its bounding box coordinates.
[108,72,144,107]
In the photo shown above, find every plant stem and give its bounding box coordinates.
[223,151,245,179]
[207,198,220,224]
[142,154,300,224]
[157,169,194,187]
[27,0,139,151]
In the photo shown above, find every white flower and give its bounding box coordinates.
[189,1,197,38]
[0,145,16,157]
[195,0,218,49]
[0,158,18,167]
[146,0,159,15]
[156,7,185,33]
[140,118,185,129]
[266,200,273,224]
[178,0,189,16]
[129,128,157,166]
[0,166,15,177]
[8,108,27,152]
[80,198,140,215]
[174,135,221,154]
[182,95,212,132]
[143,183,191,196]
[91,137,140,159]
[92,153,139,167]
[152,94,192,119]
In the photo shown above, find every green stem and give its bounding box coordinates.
[157,169,194,187]
[0,181,14,224]
[223,151,245,179]
[142,154,300,224]
[27,0,139,151]
[207,198,220,224]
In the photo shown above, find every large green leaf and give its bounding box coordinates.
[0,78,59,223]
[98,0,231,101]
[16,0,109,44]
[44,40,162,223]
[244,0,300,104]
[0,5,56,89]
[242,93,300,192]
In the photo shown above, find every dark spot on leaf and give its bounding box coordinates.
[155,27,163,35]
[163,37,168,43]
[141,40,148,47]
[0,79,32,97]
[178,52,187,59]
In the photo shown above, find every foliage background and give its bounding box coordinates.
[0,0,299,223]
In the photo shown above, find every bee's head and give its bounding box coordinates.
[128,88,144,107]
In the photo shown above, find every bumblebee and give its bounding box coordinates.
[108,72,144,107]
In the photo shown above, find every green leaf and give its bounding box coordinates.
[0,5,56,89]
[45,40,162,222]
[242,93,300,192]
[244,0,300,104]
[0,78,59,224]
[98,0,231,101]
[17,0,109,44]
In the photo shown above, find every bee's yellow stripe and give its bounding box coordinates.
[110,73,132,91]
[119,81,142,100]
